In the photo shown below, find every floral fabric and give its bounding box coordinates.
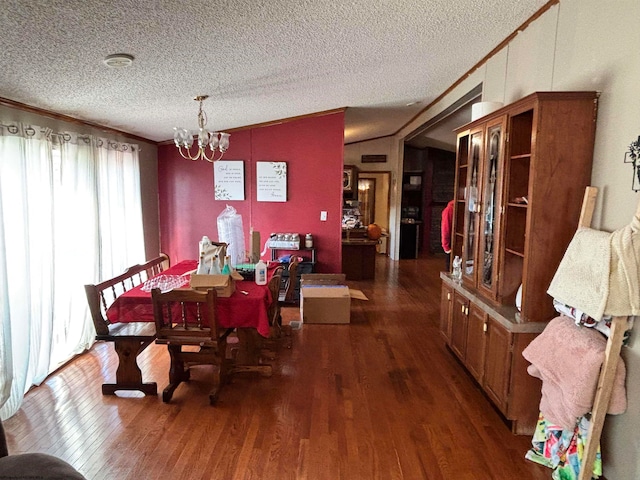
[525,413,602,480]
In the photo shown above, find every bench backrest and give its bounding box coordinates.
[84,254,170,335]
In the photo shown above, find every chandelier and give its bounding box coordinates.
[173,95,230,162]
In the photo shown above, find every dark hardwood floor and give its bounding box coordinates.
[3,254,550,479]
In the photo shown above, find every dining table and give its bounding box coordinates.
[106,259,275,375]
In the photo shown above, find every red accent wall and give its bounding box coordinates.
[157,112,345,273]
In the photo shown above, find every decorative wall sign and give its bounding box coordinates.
[256,161,287,202]
[214,160,245,200]
[361,154,387,163]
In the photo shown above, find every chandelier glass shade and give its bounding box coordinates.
[174,95,230,162]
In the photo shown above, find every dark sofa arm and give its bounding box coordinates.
[0,420,86,479]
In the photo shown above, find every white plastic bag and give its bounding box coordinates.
[217,205,245,267]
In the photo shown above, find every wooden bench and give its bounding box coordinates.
[84,254,170,395]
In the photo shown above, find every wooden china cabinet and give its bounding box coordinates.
[440,91,598,434]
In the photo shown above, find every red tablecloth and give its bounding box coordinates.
[106,260,272,337]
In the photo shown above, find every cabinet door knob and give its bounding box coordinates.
[461,304,465,314]
[483,322,488,332]
[447,292,451,300]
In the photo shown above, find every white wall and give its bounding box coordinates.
[399,0,640,478]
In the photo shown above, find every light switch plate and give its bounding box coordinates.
[320,211,327,221]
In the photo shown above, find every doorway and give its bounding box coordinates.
[358,178,376,226]
[357,171,391,254]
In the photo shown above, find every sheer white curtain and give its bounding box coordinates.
[0,124,145,419]
[96,139,145,278]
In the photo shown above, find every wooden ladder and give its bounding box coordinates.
[577,186,631,480]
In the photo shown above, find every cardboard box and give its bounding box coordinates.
[300,285,351,324]
[299,273,368,324]
[300,273,346,286]
[189,274,235,297]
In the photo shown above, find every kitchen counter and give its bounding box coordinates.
[342,238,377,280]
[342,238,378,246]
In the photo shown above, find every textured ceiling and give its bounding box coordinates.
[0,0,549,145]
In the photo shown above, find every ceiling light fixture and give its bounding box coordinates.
[173,95,230,162]
[103,53,134,68]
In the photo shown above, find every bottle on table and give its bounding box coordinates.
[196,252,208,274]
[222,255,231,275]
[255,259,267,285]
[210,255,222,275]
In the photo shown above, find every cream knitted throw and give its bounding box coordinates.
[547,214,640,320]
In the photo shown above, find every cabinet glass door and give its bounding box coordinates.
[452,132,470,262]
[462,129,482,284]
[477,119,504,296]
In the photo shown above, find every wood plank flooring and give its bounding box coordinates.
[3,254,550,479]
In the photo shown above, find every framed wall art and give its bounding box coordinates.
[343,166,355,192]
[214,160,245,200]
[256,161,287,202]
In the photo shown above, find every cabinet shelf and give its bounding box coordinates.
[270,247,316,264]
[505,248,525,258]
[510,154,532,160]
[506,202,528,208]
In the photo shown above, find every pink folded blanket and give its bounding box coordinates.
[522,315,626,429]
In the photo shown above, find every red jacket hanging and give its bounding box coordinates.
[441,200,454,253]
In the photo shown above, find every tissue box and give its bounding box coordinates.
[190,274,235,297]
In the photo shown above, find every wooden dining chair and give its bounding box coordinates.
[152,288,231,405]
[279,256,300,305]
[259,265,294,357]
[267,266,284,335]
